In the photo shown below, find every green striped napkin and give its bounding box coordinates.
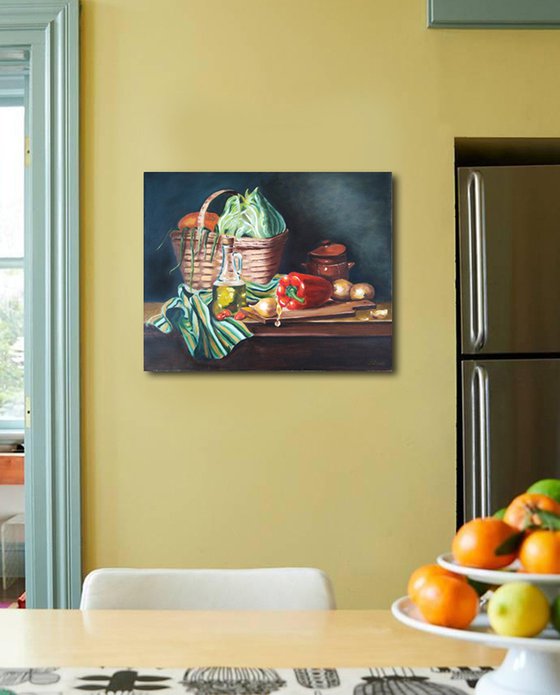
[147,279,278,361]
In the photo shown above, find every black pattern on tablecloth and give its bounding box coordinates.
[0,667,493,695]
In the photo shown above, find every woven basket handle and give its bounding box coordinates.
[196,189,238,233]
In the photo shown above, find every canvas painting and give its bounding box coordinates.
[144,172,392,372]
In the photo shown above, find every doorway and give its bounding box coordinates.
[0,71,25,605]
[0,0,80,608]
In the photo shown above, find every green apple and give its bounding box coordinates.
[552,595,560,634]
[487,582,550,637]
[527,479,560,504]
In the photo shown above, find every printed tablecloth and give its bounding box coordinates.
[0,666,495,695]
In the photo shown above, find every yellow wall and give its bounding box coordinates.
[81,0,560,607]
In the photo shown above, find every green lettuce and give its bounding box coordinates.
[217,188,286,239]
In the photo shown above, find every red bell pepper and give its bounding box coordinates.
[276,272,332,310]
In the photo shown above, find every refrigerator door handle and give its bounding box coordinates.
[471,365,491,518]
[467,171,488,351]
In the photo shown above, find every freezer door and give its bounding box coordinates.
[458,166,560,355]
[462,359,560,522]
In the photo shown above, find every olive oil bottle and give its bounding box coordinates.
[211,237,247,317]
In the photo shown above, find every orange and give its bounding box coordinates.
[407,564,467,604]
[519,530,560,574]
[452,517,518,569]
[503,493,560,531]
[416,575,479,629]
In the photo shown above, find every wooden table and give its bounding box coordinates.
[0,610,504,667]
[144,302,392,372]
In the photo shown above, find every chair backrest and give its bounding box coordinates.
[80,567,336,610]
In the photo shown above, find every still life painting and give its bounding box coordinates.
[144,172,392,371]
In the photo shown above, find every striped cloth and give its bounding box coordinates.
[146,280,278,361]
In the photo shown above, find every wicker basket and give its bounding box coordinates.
[170,188,288,290]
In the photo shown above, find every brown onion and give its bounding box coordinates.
[332,279,353,301]
[350,283,375,301]
[254,298,278,318]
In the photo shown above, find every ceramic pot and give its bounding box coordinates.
[303,240,354,280]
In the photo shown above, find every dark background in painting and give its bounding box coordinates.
[144,172,392,302]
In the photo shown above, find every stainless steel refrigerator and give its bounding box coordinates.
[458,165,560,523]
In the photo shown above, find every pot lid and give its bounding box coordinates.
[309,240,347,258]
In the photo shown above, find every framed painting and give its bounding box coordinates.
[144,172,392,372]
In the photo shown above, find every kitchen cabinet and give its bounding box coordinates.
[428,0,560,28]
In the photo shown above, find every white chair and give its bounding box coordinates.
[80,567,336,610]
[1,513,25,590]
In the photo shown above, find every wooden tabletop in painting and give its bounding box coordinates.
[0,610,503,668]
[143,302,393,371]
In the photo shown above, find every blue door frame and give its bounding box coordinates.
[0,0,80,608]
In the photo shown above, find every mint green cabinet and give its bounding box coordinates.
[429,0,560,28]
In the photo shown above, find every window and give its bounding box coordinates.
[0,87,24,440]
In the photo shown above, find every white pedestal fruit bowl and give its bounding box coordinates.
[392,553,560,695]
